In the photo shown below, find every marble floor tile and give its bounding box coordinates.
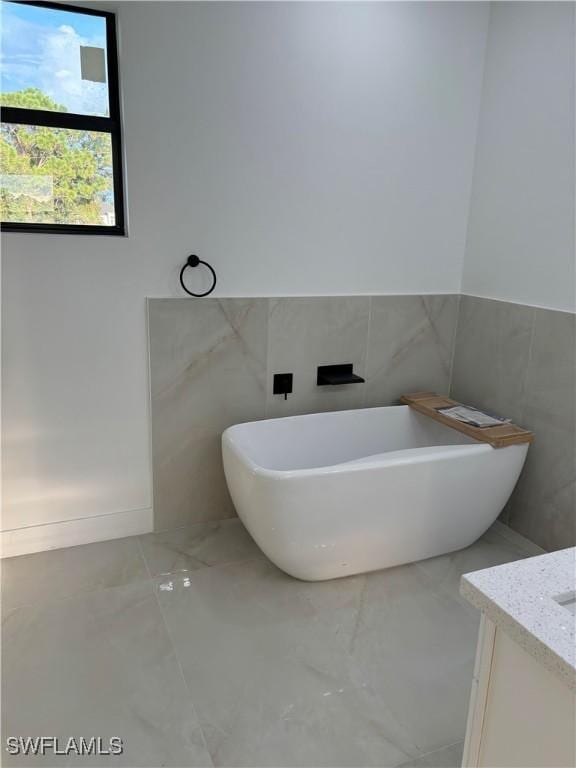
[1,581,212,767]
[397,742,464,768]
[2,525,528,768]
[348,561,480,756]
[365,295,458,407]
[156,558,420,767]
[139,517,264,577]
[414,525,537,610]
[1,536,148,613]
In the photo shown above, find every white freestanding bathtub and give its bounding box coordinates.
[222,406,529,581]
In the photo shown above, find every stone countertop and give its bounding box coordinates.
[460,547,576,690]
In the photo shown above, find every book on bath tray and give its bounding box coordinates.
[435,404,511,429]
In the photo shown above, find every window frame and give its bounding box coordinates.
[1,0,126,236]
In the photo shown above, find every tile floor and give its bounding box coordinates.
[1,520,540,767]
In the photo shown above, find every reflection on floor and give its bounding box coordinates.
[1,519,541,767]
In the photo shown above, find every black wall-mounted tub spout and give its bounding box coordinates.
[317,364,365,386]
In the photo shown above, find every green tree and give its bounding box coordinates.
[1,87,67,112]
[1,88,112,224]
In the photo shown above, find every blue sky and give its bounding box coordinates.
[1,0,109,115]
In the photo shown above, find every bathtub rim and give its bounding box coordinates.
[222,409,506,480]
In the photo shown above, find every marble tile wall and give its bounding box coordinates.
[149,295,458,530]
[365,296,459,407]
[451,296,575,551]
[149,299,268,531]
[149,294,575,551]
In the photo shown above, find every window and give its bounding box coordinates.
[1,0,125,234]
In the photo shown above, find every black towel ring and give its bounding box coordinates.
[179,255,217,297]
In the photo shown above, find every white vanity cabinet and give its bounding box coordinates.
[462,615,575,768]
[460,548,576,768]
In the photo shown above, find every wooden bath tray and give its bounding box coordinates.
[400,392,533,449]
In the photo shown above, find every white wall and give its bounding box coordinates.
[1,2,490,546]
[462,2,575,313]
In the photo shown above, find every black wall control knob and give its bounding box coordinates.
[273,372,293,400]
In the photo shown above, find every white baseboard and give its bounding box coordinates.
[0,513,543,562]
[0,507,153,559]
